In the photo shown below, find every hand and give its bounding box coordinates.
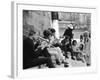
[65,42,69,45]
[39,41,48,49]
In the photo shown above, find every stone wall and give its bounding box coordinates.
[23,10,52,37]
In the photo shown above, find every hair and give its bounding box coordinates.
[72,40,77,45]
[48,28,56,34]
[28,30,36,37]
[80,35,83,40]
[43,30,52,38]
[79,44,84,51]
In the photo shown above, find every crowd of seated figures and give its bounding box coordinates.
[23,27,91,69]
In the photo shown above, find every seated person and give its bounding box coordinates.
[48,28,61,47]
[78,35,84,47]
[80,35,84,43]
[42,29,67,65]
[71,40,79,60]
[23,30,55,69]
[77,44,86,63]
[72,40,85,63]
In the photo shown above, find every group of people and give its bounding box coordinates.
[23,26,91,69]
[62,27,91,66]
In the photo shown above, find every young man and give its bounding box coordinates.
[61,36,72,59]
[48,28,61,47]
[23,30,55,69]
[43,29,67,65]
[63,24,74,46]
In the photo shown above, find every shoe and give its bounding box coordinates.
[71,57,75,60]
[64,63,69,67]
[56,59,61,65]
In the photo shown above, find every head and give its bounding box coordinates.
[72,40,77,46]
[80,35,83,42]
[83,31,90,43]
[83,31,89,38]
[79,44,84,51]
[28,30,38,40]
[43,29,53,40]
[48,28,56,37]
[67,24,73,29]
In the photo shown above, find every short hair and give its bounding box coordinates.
[72,40,77,45]
[48,28,56,33]
[28,30,36,37]
[43,30,52,38]
[79,44,84,50]
[83,31,89,38]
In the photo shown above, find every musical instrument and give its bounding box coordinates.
[37,36,49,43]
[35,35,65,49]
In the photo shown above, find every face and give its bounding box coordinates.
[49,35,54,41]
[80,39,83,42]
[52,32,55,37]
[79,44,83,50]
[73,41,77,45]
[66,26,68,29]
[32,32,38,40]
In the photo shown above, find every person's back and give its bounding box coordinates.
[23,37,34,61]
[63,27,73,38]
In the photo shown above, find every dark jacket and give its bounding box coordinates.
[23,37,54,69]
[23,37,51,62]
[63,28,73,39]
[23,37,41,61]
